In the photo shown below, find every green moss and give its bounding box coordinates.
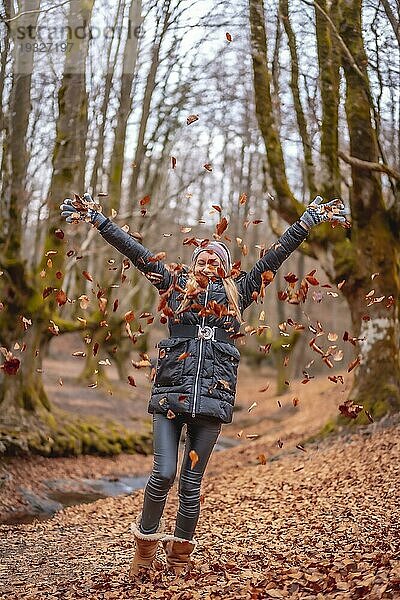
[332,237,355,281]
[0,408,153,458]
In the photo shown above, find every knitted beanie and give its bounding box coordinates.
[191,241,232,274]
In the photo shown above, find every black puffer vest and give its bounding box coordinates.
[98,218,308,423]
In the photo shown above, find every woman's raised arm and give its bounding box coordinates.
[239,196,349,310]
[60,194,173,292]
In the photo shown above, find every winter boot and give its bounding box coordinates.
[162,535,197,575]
[129,516,165,578]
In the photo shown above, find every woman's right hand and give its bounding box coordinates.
[60,193,107,228]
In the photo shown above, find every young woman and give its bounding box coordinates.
[60,194,347,577]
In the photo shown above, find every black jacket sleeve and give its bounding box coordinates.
[97,218,173,292]
[238,220,309,310]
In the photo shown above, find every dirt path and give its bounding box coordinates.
[1,416,399,599]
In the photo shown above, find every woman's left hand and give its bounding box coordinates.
[300,195,350,229]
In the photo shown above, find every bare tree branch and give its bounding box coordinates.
[338,150,400,181]
[1,0,70,23]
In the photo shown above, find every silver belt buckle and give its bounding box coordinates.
[197,325,214,340]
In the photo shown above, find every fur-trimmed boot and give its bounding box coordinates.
[129,516,165,578]
[162,535,197,575]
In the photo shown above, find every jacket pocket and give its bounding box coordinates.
[212,341,240,395]
[154,338,189,387]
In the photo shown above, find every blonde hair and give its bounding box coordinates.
[176,269,244,325]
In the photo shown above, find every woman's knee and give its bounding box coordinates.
[178,471,202,500]
[151,467,177,490]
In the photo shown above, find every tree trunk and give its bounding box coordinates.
[128,1,171,201]
[338,0,400,417]
[314,0,341,198]
[280,0,316,197]
[109,0,142,207]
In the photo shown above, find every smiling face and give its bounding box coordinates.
[193,250,224,279]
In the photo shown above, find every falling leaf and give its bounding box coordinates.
[140,195,151,206]
[1,357,20,375]
[257,454,267,465]
[167,409,176,419]
[79,295,90,310]
[203,163,212,171]
[306,270,319,286]
[58,378,63,386]
[42,286,54,299]
[72,351,86,357]
[127,376,136,386]
[246,434,259,440]
[239,193,247,205]
[98,297,107,313]
[284,272,298,283]
[189,449,199,469]
[48,320,59,336]
[124,310,135,322]
[82,270,93,282]
[218,379,231,390]
[386,296,395,308]
[226,32,232,42]
[347,355,361,373]
[54,228,64,239]
[216,217,228,236]
[178,352,190,361]
[248,402,257,413]
[292,397,299,407]
[328,332,338,341]
[56,290,67,306]
[339,399,363,419]
[186,114,199,125]
[277,439,284,448]
[98,359,111,366]
[113,299,119,312]
[371,272,379,280]
[333,349,344,361]
[171,156,177,169]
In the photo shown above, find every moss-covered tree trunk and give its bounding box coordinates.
[338,0,400,417]
[314,0,341,198]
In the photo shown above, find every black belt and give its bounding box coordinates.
[169,324,236,346]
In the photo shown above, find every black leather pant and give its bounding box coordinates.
[139,412,222,540]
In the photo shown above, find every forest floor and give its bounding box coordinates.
[1,335,399,598]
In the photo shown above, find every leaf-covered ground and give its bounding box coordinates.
[1,414,399,599]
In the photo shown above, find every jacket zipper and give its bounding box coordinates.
[191,282,210,418]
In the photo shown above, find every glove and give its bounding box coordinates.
[300,195,349,229]
[59,193,107,228]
